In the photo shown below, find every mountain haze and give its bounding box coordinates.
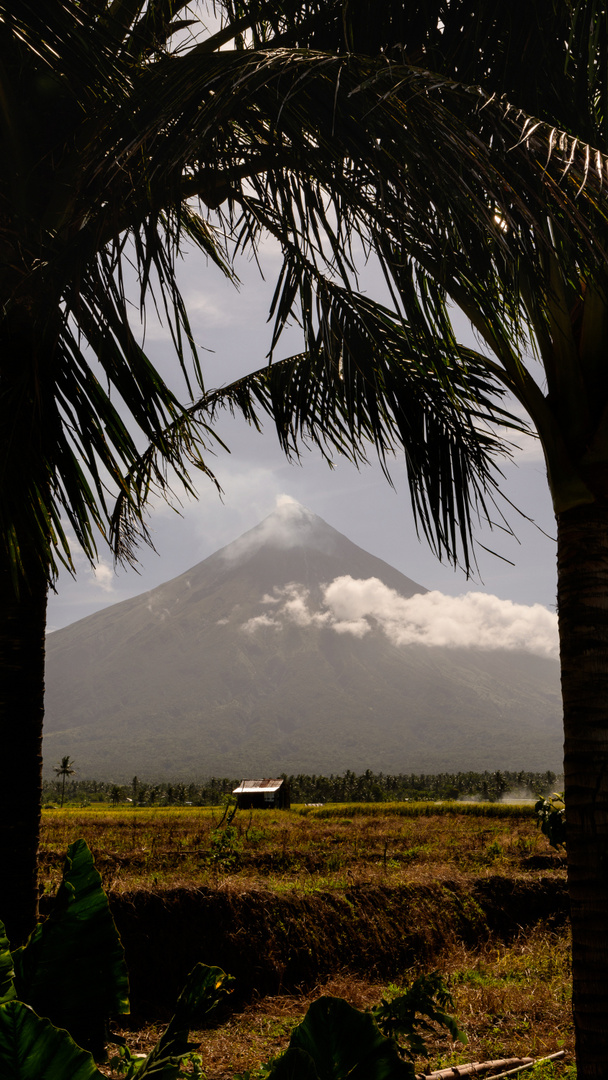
[44,500,562,779]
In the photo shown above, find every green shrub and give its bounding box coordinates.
[535,794,567,851]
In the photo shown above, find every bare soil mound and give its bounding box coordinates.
[110,876,568,1013]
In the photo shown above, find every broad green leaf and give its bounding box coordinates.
[265,1047,322,1080]
[169,962,234,1031]
[0,1000,102,1080]
[12,839,129,1040]
[287,997,413,1080]
[135,963,233,1079]
[0,920,15,1005]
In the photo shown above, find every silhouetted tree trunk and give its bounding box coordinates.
[0,548,48,946]
[558,500,608,1077]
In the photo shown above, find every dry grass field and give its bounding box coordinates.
[188,926,573,1079]
[40,805,573,1078]
[39,802,562,894]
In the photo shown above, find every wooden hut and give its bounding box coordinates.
[233,778,290,810]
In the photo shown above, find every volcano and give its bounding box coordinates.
[43,500,562,779]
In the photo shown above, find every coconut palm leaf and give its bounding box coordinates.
[3,0,606,584]
[125,280,519,571]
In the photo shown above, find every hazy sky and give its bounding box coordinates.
[47,239,557,632]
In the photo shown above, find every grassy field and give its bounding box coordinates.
[39,801,562,895]
[40,806,573,1077]
[187,926,574,1079]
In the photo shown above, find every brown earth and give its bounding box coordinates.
[42,808,573,1075]
[109,875,568,1013]
[104,883,572,1078]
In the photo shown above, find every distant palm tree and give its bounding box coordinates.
[53,756,75,808]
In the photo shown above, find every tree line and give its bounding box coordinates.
[42,769,561,808]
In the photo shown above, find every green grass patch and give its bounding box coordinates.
[298,801,537,819]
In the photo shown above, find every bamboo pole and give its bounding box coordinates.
[417,1050,565,1080]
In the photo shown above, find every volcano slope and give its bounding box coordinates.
[44,501,562,778]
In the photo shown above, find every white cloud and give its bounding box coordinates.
[92,562,116,593]
[145,599,171,621]
[242,613,281,632]
[221,495,320,562]
[241,576,558,658]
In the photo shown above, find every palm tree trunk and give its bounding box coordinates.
[0,545,48,947]
[558,500,608,1078]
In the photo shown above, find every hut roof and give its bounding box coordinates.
[233,779,284,795]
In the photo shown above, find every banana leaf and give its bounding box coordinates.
[11,839,129,1049]
[130,962,234,1079]
[0,999,102,1080]
[279,997,414,1080]
[0,920,15,1005]
[264,1047,322,1080]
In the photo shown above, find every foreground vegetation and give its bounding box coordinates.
[31,805,575,1076]
[153,923,573,1080]
[4,839,573,1077]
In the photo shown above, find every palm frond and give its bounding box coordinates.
[2,1,608,581]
